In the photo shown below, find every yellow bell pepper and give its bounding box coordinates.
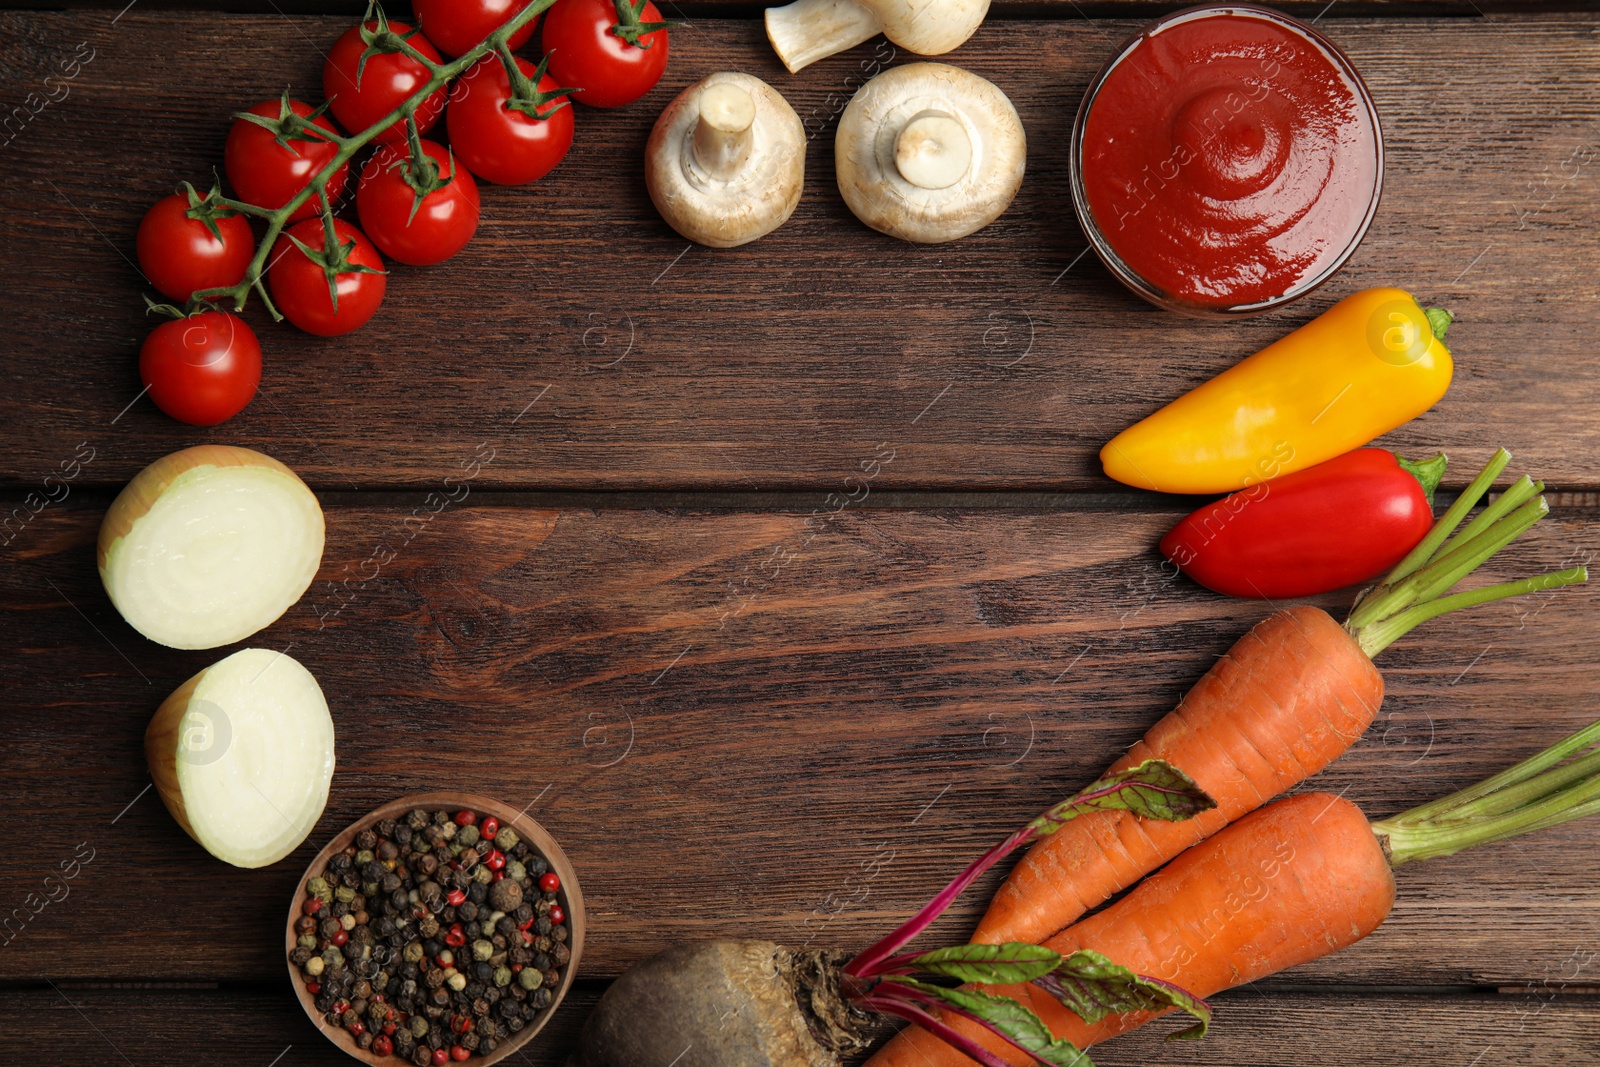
[1101,288,1455,494]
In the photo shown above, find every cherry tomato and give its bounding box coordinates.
[413,0,536,57]
[324,19,448,143]
[139,312,262,426]
[137,194,254,302]
[541,0,669,109]
[268,218,387,337]
[357,139,480,266]
[448,56,574,185]
[225,100,349,223]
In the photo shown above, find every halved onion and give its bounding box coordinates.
[147,648,336,868]
[99,445,324,649]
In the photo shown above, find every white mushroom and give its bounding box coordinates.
[834,62,1025,244]
[645,72,806,248]
[765,0,990,73]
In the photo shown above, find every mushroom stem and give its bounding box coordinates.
[893,109,972,190]
[691,81,757,181]
[765,0,881,74]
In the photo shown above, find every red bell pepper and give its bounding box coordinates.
[1160,448,1446,599]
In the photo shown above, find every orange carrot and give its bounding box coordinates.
[869,714,1600,1067]
[978,449,1587,947]
[975,605,1382,946]
[872,793,1390,1065]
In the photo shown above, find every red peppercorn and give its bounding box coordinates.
[451,1047,471,1062]
[491,870,505,882]
[451,1014,471,1034]
[382,1022,396,1036]
[432,1050,449,1066]
[333,1000,351,1016]
[518,917,535,931]
[371,1034,394,1057]
[445,923,466,947]
[332,928,349,947]
[511,963,523,973]
[302,897,322,916]
[305,981,321,995]
[485,849,506,871]
[348,1019,366,1036]
[480,816,500,839]
[549,904,565,925]
[446,888,466,907]
[539,872,561,893]
[453,809,476,826]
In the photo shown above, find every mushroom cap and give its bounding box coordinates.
[835,62,1026,244]
[645,72,806,249]
[872,0,991,55]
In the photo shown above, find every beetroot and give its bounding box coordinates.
[569,764,1216,1067]
[570,941,873,1067]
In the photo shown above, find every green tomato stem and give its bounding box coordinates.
[184,0,559,319]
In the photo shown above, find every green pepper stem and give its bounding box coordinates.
[1372,447,1510,594]
[1374,715,1600,865]
[1396,452,1448,506]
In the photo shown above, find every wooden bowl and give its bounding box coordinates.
[287,792,585,1065]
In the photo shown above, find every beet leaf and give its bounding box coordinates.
[905,943,1063,985]
[879,977,1094,1067]
[1033,949,1211,1040]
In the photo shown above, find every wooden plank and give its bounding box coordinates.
[3,503,1597,984]
[0,13,1596,492]
[5,985,1598,1065]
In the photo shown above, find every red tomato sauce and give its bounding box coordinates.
[1079,7,1380,309]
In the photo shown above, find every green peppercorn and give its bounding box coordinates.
[305,955,326,977]
[506,861,526,882]
[494,828,519,850]
[298,933,318,950]
[411,1016,429,1038]
[355,849,375,865]
[322,947,344,970]
[472,940,494,962]
[516,967,541,990]
[307,876,330,898]
[335,885,356,903]
[457,825,480,848]
[473,864,493,885]
[447,971,468,992]
[492,966,513,988]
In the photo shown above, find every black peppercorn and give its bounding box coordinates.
[552,925,567,943]
[356,829,377,851]
[410,1046,431,1066]
[526,855,548,877]
[513,903,533,924]
[467,882,487,904]
[531,987,552,1010]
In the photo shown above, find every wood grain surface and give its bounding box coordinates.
[4,502,1597,987]
[12,985,1600,1067]
[4,3,1598,1064]
[6,984,1598,1065]
[1,13,1597,492]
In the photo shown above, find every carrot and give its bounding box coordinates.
[976,604,1381,946]
[976,448,1585,947]
[869,714,1600,1067]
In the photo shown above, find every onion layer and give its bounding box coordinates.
[99,445,324,649]
[146,648,336,868]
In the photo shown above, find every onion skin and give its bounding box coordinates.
[145,667,206,847]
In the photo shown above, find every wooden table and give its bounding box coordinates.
[3,1,1598,1063]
